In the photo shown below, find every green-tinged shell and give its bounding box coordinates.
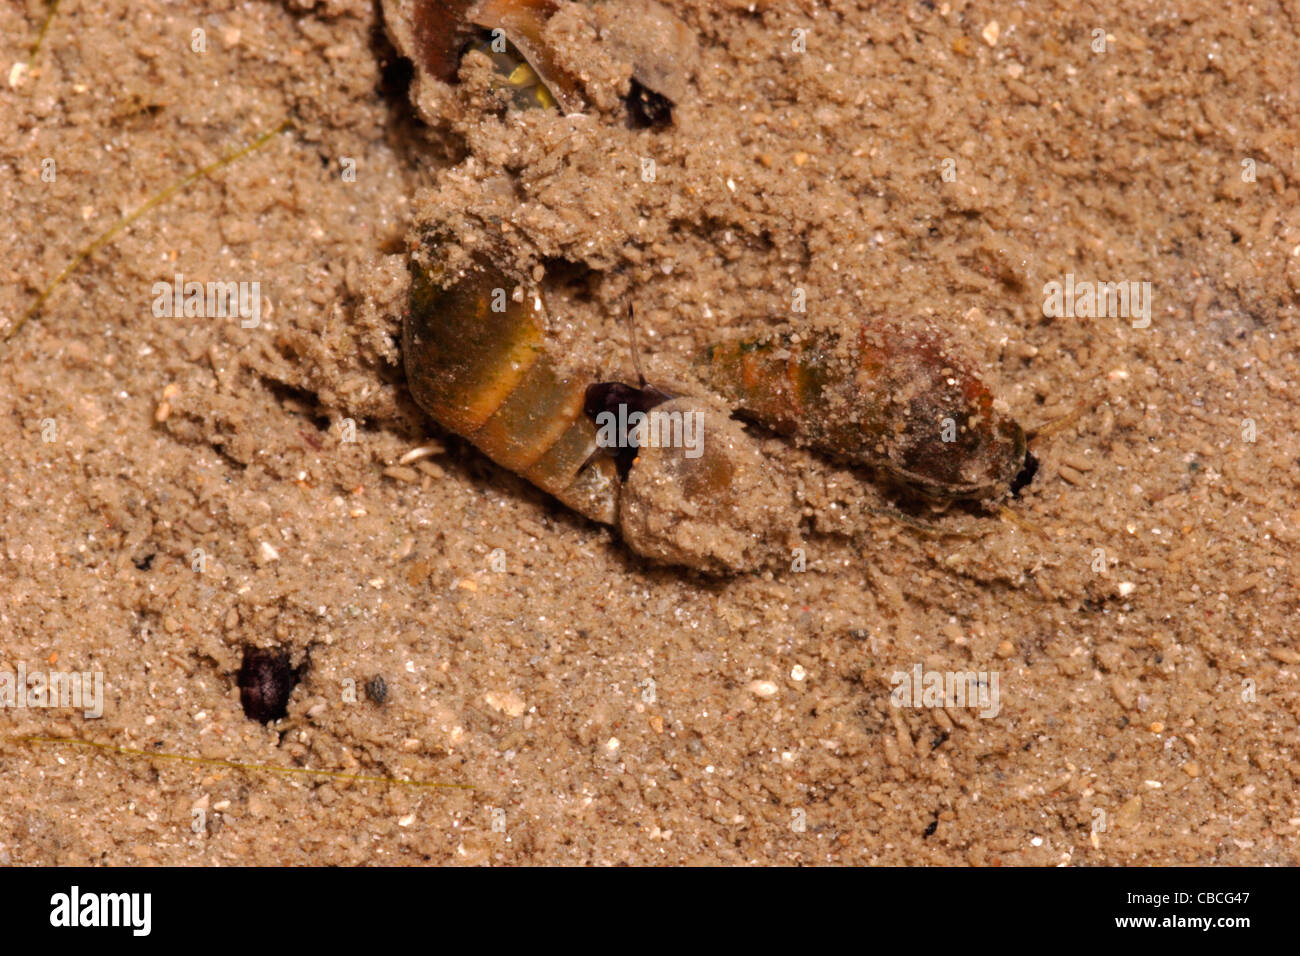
[468,0,581,111]
[404,260,619,524]
[383,0,580,111]
[402,260,803,572]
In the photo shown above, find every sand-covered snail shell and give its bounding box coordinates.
[613,397,800,574]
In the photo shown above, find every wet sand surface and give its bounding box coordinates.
[1,0,1297,864]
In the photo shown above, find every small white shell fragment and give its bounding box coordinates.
[398,443,442,465]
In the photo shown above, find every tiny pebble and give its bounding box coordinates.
[1116,795,1142,828]
[1058,463,1085,486]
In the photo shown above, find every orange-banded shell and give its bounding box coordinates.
[403,261,801,573]
[404,260,620,524]
[699,321,1027,501]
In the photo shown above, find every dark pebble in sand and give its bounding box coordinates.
[237,647,301,723]
[365,675,388,705]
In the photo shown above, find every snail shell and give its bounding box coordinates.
[404,260,621,525]
[699,321,1026,501]
[383,0,695,115]
[403,260,799,573]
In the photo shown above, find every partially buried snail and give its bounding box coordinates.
[383,0,693,122]
[389,0,1029,573]
[404,260,802,574]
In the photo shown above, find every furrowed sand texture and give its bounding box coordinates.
[0,0,1297,864]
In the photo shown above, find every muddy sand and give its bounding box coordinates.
[1,0,1297,865]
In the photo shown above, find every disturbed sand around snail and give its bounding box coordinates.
[0,0,1297,864]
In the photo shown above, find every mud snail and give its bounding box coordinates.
[389,0,1032,573]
